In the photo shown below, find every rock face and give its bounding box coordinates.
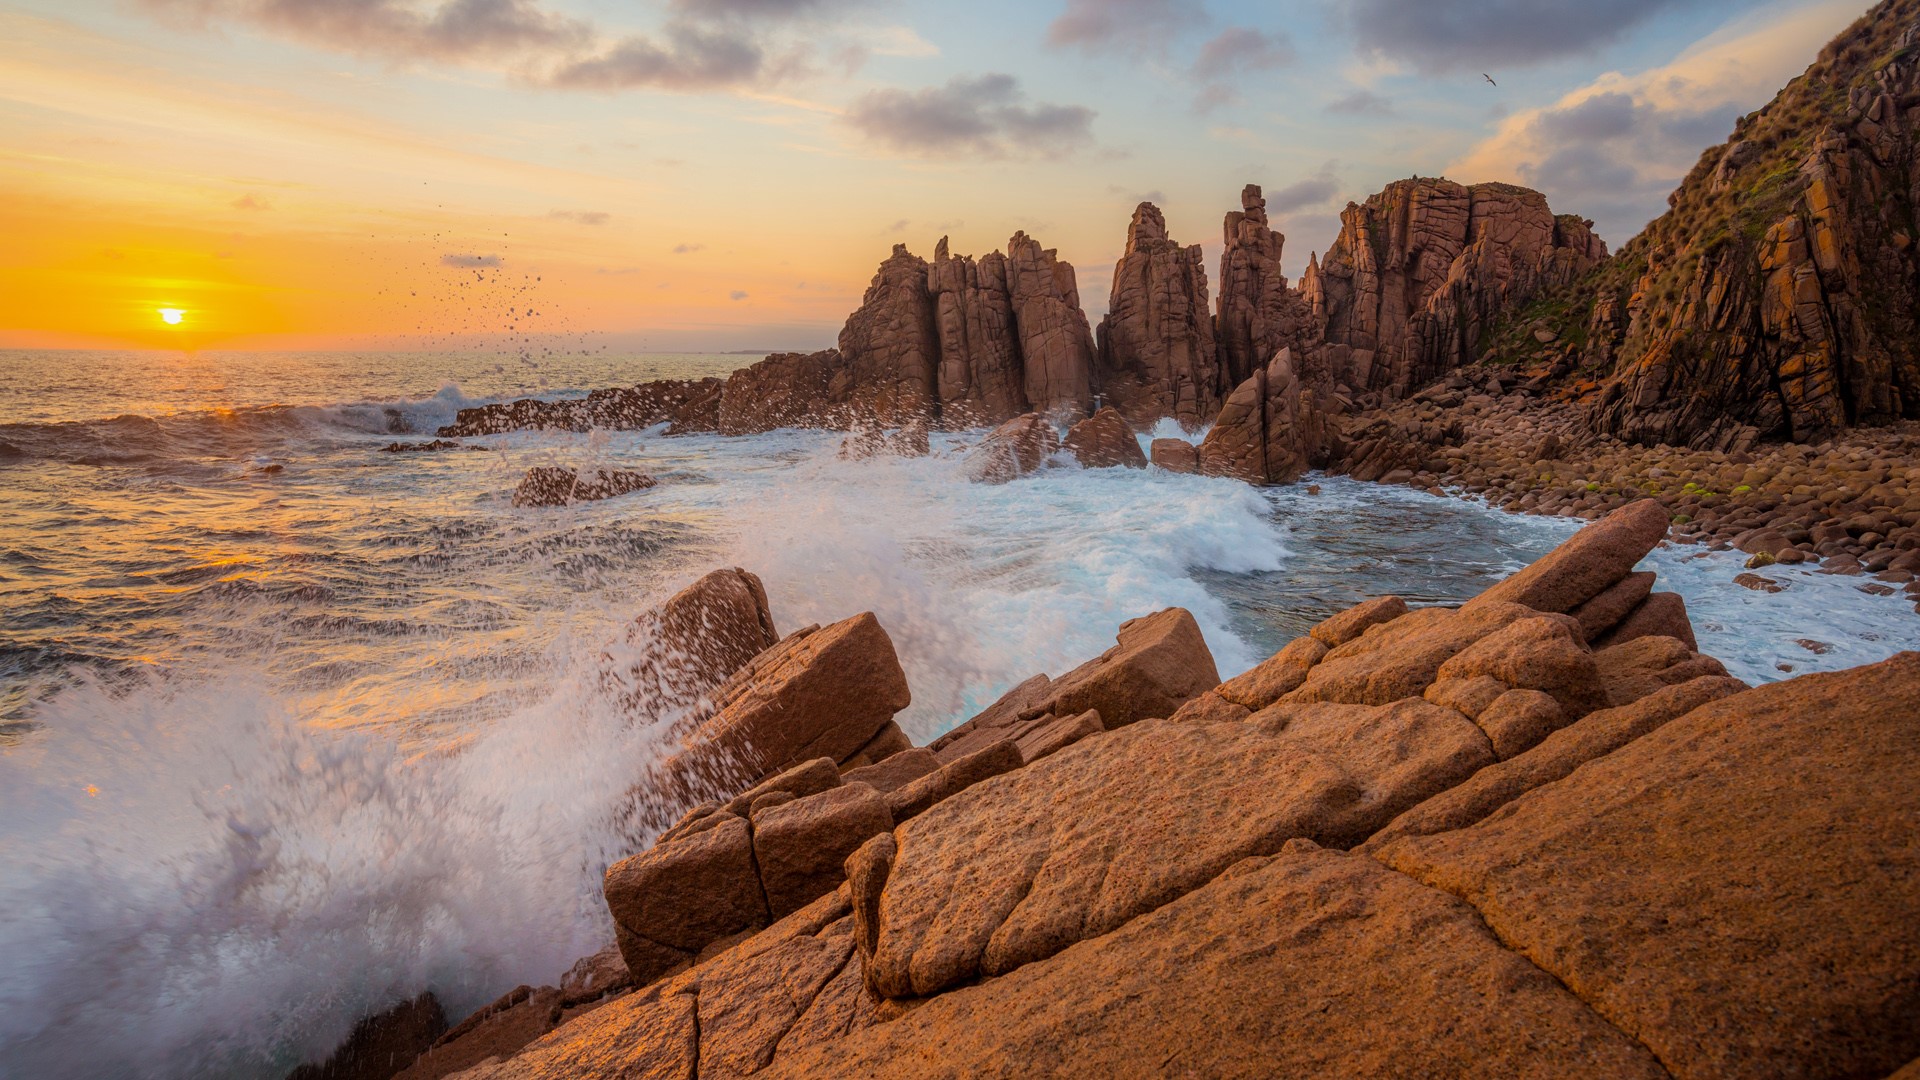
[927,239,1026,427]
[1006,231,1101,419]
[1096,203,1222,428]
[1308,178,1606,400]
[1376,650,1920,1079]
[836,245,940,427]
[510,467,656,507]
[1216,183,1318,390]
[1196,348,1341,484]
[1580,0,1920,447]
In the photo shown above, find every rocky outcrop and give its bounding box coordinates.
[1060,407,1146,469]
[606,568,779,726]
[509,466,656,507]
[836,246,940,427]
[927,239,1027,426]
[1308,178,1606,400]
[1195,348,1341,484]
[716,351,841,436]
[288,994,446,1080]
[436,379,724,437]
[413,506,1920,1079]
[1096,203,1222,427]
[1005,231,1100,419]
[1216,183,1318,389]
[1579,0,1920,447]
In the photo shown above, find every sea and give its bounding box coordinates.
[2,347,1916,1078]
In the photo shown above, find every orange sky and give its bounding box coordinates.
[0,0,1869,351]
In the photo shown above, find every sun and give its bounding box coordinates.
[158,307,185,325]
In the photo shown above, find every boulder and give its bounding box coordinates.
[751,784,894,920]
[1593,635,1730,707]
[602,815,768,983]
[856,698,1494,998]
[1196,348,1340,485]
[840,748,940,794]
[608,567,778,727]
[1149,437,1199,473]
[1012,708,1102,763]
[1473,689,1567,760]
[510,467,656,508]
[1566,570,1656,643]
[1594,591,1698,650]
[926,673,1053,763]
[1282,602,1539,707]
[962,413,1059,484]
[1023,608,1218,729]
[774,846,1666,1079]
[1061,407,1146,469]
[1464,499,1669,614]
[672,612,912,792]
[886,739,1024,822]
[1433,614,1609,721]
[1377,652,1920,1080]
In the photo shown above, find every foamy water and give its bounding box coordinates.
[1,350,1915,1078]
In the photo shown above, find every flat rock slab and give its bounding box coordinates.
[859,699,1494,998]
[1377,651,1920,1080]
[770,845,1667,1079]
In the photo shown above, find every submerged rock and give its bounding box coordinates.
[962,413,1059,484]
[510,466,656,508]
[1061,407,1146,469]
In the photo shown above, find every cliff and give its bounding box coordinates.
[1505,0,1920,448]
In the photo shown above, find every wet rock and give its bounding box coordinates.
[1148,437,1199,473]
[289,993,447,1080]
[673,612,913,792]
[716,351,841,435]
[963,413,1059,484]
[510,467,656,508]
[394,987,563,1080]
[379,439,476,453]
[608,567,779,727]
[437,378,724,437]
[1061,407,1146,469]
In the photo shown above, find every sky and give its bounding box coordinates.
[0,0,1873,351]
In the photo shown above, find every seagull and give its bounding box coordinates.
[1483,73,1497,86]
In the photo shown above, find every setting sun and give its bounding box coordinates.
[158,308,185,325]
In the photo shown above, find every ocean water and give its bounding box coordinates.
[1,349,1915,1078]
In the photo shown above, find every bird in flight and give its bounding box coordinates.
[1483,73,1497,86]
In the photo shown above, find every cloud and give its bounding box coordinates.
[440,253,502,267]
[1046,0,1202,56]
[144,0,591,64]
[1344,0,1706,74]
[549,209,610,224]
[672,242,704,254]
[1194,26,1294,73]
[545,21,769,91]
[1447,0,1860,244]
[729,289,750,300]
[1267,162,1341,213]
[231,193,271,210]
[843,73,1095,158]
[886,219,912,232]
[1327,89,1395,116]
